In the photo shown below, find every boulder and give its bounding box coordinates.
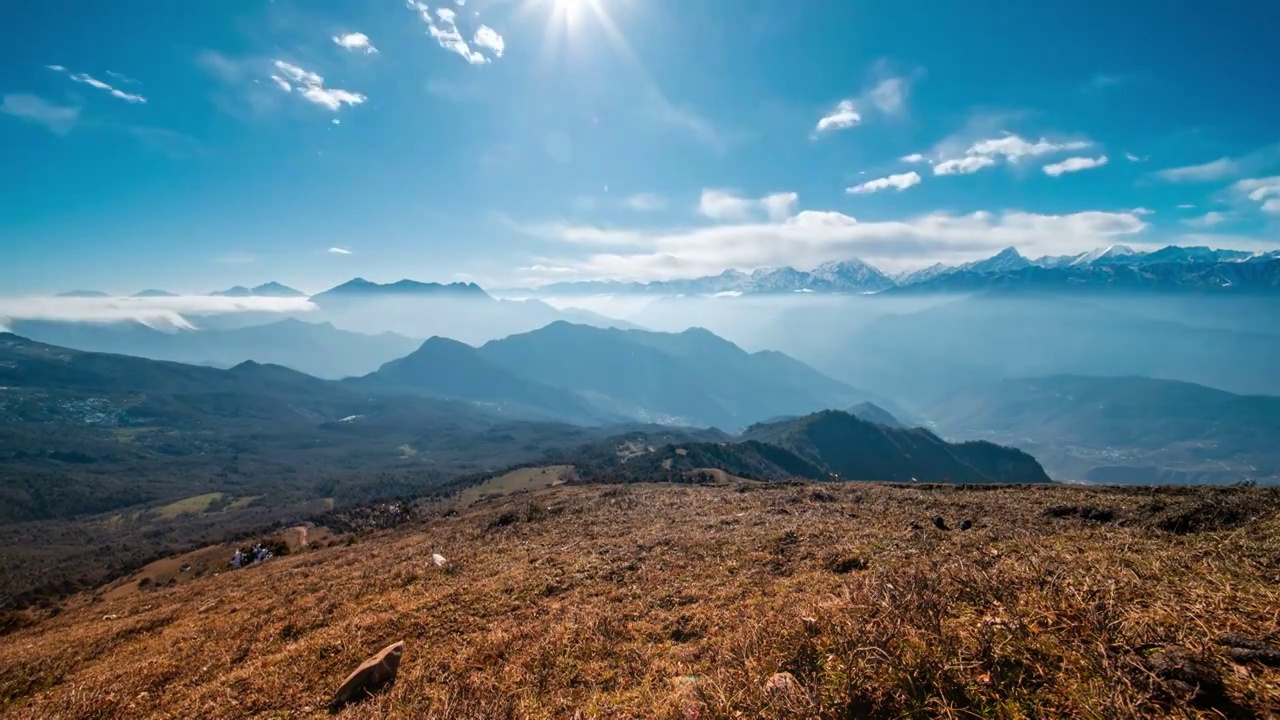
[763,671,801,697]
[932,516,950,531]
[330,641,405,712]
[1146,647,1226,706]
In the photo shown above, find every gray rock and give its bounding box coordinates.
[330,640,405,712]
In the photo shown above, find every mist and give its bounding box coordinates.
[0,295,318,330]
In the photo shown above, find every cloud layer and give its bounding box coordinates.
[0,296,317,330]
[523,194,1152,281]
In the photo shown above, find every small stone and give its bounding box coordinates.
[431,553,447,567]
[960,519,974,531]
[763,671,800,696]
[330,641,405,712]
[932,516,950,531]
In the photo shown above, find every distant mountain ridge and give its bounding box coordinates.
[520,245,1280,296]
[358,321,870,429]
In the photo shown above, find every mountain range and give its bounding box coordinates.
[925,375,1280,484]
[356,321,871,429]
[9,318,421,380]
[522,245,1280,296]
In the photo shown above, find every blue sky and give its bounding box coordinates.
[3,0,1279,293]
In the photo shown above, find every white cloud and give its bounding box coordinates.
[814,100,860,133]
[271,60,366,111]
[328,247,353,255]
[847,171,922,194]
[967,135,1091,162]
[867,76,908,115]
[1043,155,1108,177]
[333,32,378,54]
[699,189,798,222]
[0,94,80,134]
[1126,207,1155,216]
[1183,211,1227,228]
[47,66,147,104]
[1154,157,1236,182]
[473,25,505,58]
[0,296,316,330]
[1177,203,1196,209]
[1234,176,1280,214]
[901,153,927,163]
[522,201,1152,280]
[625,193,666,212]
[407,2,498,64]
[929,133,1093,176]
[1124,152,1142,162]
[934,156,997,175]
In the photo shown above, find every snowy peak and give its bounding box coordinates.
[1070,244,1138,267]
[963,247,1030,274]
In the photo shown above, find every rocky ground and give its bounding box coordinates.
[2,479,1279,719]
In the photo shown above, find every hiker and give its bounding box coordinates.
[230,549,244,569]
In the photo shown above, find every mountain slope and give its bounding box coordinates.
[926,375,1280,483]
[355,336,609,423]
[477,322,864,428]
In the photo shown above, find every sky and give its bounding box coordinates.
[3,0,1280,294]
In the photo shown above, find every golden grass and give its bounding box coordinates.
[222,496,262,513]
[2,482,1278,719]
[151,493,223,520]
[457,465,575,507]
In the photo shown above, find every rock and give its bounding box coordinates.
[932,516,950,531]
[102,614,118,621]
[330,641,405,712]
[763,671,800,696]
[960,519,973,531]
[431,553,447,567]
[1218,633,1280,666]
[1146,647,1227,706]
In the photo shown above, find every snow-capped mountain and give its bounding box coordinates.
[528,245,1280,296]
[1070,244,1138,266]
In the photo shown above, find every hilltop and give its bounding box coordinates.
[2,479,1278,718]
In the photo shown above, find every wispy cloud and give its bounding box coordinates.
[1083,73,1126,92]
[407,2,501,65]
[1177,203,1196,209]
[47,65,146,104]
[0,94,80,134]
[333,32,378,54]
[272,60,367,111]
[698,189,798,223]
[1124,152,1143,162]
[625,193,666,212]
[847,171,922,194]
[1234,176,1280,214]
[1043,155,1108,177]
[867,76,909,115]
[1154,157,1237,182]
[814,99,861,134]
[901,153,927,163]
[1182,211,1227,228]
[328,246,354,255]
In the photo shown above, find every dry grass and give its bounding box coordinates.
[2,481,1279,719]
[151,493,224,520]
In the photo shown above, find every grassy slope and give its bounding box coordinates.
[2,481,1279,719]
